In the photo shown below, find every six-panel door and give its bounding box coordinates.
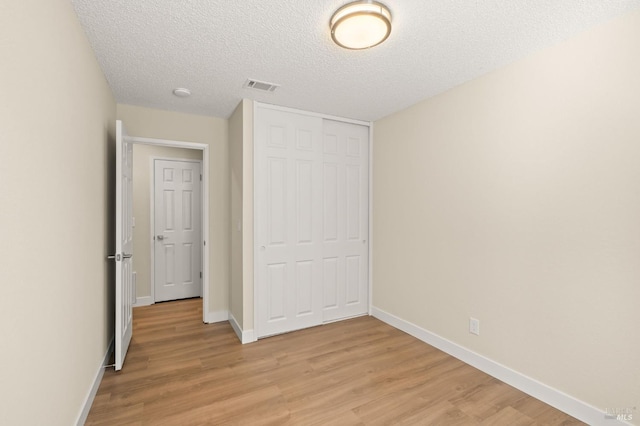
[321,119,369,322]
[256,109,325,337]
[154,159,202,302]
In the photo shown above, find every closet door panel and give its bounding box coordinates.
[256,108,324,337]
[322,119,369,321]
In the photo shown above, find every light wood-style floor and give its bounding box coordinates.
[86,299,584,425]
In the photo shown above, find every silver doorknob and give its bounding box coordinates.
[260,246,266,251]
[123,253,133,259]
[157,235,164,240]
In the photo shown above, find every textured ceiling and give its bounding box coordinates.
[71,0,640,121]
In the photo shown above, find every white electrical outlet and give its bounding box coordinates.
[469,317,480,335]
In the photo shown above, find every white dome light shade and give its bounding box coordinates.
[331,1,392,50]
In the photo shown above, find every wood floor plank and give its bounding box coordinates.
[86,299,585,425]
[479,406,536,426]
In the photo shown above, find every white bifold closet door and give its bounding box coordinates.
[256,107,369,338]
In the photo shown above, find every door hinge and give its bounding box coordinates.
[200,271,202,279]
[200,174,202,181]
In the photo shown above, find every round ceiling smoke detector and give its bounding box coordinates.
[173,88,191,98]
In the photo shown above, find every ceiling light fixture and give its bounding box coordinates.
[330,1,392,50]
[172,88,191,98]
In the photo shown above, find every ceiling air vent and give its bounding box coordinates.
[244,79,280,93]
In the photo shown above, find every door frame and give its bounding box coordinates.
[128,135,210,323]
[252,102,373,339]
[150,157,204,304]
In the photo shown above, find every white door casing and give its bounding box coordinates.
[255,107,370,338]
[154,159,202,302]
[115,120,134,371]
[321,119,369,321]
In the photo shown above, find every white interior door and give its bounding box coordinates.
[256,108,324,337]
[115,120,134,371]
[255,107,370,338]
[321,120,369,321]
[154,159,202,302]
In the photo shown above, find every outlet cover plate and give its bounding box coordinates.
[470,317,480,335]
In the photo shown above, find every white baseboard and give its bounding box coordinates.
[371,307,630,426]
[228,313,257,344]
[76,337,114,426]
[133,296,153,307]
[204,310,229,324]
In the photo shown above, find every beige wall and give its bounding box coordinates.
[117,104,230,317]
[229,102,244,326]
[0,0,116,424]
[241,101,255,331]
[229,102,244,328]
[373,9,640,417]
[131,144,202,300]
[229,99,255,332]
